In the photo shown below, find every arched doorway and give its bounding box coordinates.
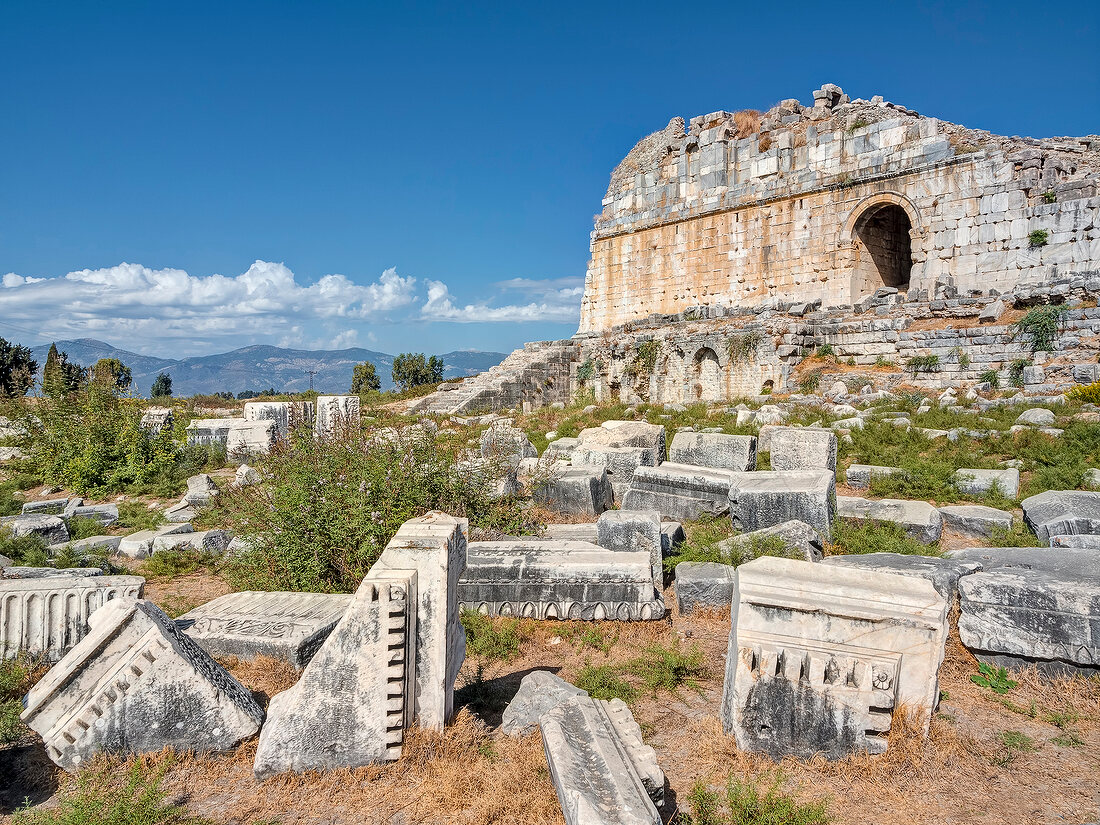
[692,348,722,401]
[852,202,913,294]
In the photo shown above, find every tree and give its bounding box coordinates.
[391,353,445,392]
[150,372,173,398]
[0,337,37,398]
[90,358,133,393]
[351,361,381,394]
[41,344,86,399]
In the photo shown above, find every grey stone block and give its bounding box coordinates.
[177,591,353,668]
[837,496,943,544]
[118,523,194,559]
[460,540,663,621]
[2,514,70,546]
[822,553,982,601]
[1050,533,1100,548]
[769,428,837,472]
[719,519,824,562]
[152,529,233,555]
[953,468,1020,499]
[22,599,263,771]
[675,562,736,614]
[1015,407,1056,426]
[540,696,663,824]
[598,510,663,586]
[502,670,588,736]
[621,463,732,522]
[1022,489,1100,544]
[728,471,835,539]
[668,431,756,471]
[21,498,73,516]
[63,503,119,528]
[938,505,1013,538]
[533,467,614,516]
[845,464,899,489]
[661,522,685,555]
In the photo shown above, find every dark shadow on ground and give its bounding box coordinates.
[0,741,58,813]
[454,665,561,728]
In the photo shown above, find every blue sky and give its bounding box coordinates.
[1,0,1097,358]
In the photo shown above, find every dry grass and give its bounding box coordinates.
[733,109,762,138]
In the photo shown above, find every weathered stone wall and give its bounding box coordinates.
[579,85,1100,332]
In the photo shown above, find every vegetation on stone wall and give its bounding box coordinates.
[1013,305,1065,353]
[905,354,941,375]
[727,330,764,364]
[624,340,661,379]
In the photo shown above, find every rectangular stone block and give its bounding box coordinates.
[675,562,736,614]
[243,401,314,436]
[845,464,899,489]
[621,462,732,522]
[668,431,756,471]
[176,591,353,668]
[720,557,949,759]
[533,467,613,516]
[837,496,943,544]
[315,395,361,438]
[541,696,663,825]
[226,420,277,457]
[185,418,241,447]
[769,427,838,471]
[597,510,662,586]
[953,468,1020,499]
[728,471,835,538]
[1,575,144,660]
[23,599,264,771]
[460,541,663,621]
[370,512,467,730]
[253,573,416,776]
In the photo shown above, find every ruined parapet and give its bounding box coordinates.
[582,83,1100,331]
[139,406,173,436]
[243,400,314,437]
[315,395,361,438]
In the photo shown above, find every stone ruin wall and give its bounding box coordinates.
[579,84,1100,332]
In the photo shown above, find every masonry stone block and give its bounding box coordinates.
[769,428,837,471]
[668,431,756,471]
[728,471,835,539]
[622,463,732,522]
[837,496,942,544]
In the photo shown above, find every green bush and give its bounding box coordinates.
[1027,229,1049,247]
[1,653,45,745]
[979,369,1001,388]
[625,340,661,379]
[906,354,940,375]
[728,331,764,364]
[971,662,1018,694]
[987,521,1042,547]
[68,516,109,540]
[575,664,638,703]
[12,758,211,825]
[209,424,536,592]
[686,774,830,825]
[116,502,166,532]
[1066,380,1100,404]
[815,344,835,358]
[1013,305,1064,352]
[625,642,706,696]
[0,530,50,566]
[829,519,941,557]
[1008,359,1030,387]
[798,370,822,393]
[139,548,221,580]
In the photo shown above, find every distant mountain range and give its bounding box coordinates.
[28,339,507,397]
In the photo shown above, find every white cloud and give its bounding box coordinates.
[327,330,359,349]
[0,261,417,355]
[420,279,582,323]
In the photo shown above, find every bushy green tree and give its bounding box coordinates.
[391,353,444,391]
[90,358,132,393]
[41,344,86,399]
[351,361,381,394]
[0,337,37,398]
[150,372,173,398]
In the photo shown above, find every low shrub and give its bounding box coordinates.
[1,653,46,745]
[828,519,941,557]
[116,501,166,532]
[1027,229,1049,247]
[987,522,1042,547]
[979,369,1001,388]
[574,664,638,703]
[625,642,706,696]
[1013,305,1064,352]
[0,530,50,566]
[139,548,221,580]
[906,354,941,375]
[68,515,109,540]
[1066,380,1100,404]
[971,662,1018,694]
[686,773,830,825]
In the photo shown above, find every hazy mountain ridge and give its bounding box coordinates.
[28,339,506,396]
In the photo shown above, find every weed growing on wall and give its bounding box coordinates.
[727,330,764,364]
[1014,305,1065,353]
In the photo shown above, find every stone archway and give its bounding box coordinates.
[842,193,923,300]
[692,347,722,401]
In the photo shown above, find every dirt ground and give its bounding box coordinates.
[2,574,1098,825]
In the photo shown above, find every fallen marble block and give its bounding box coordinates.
[47,535,123,556]
[22,599,264,771]
[822,553,982,601]
[577,420,666,462]
[844,464,899,490]
[502,670,588,736]
[938,504,1013,539]
[572,445,660,489]
[1021,490,1100,545]
[176,590,353,668]
[720,557,949,759]
[460,541,664,621]
[837,496,942,544]
[63,502,119,528]
[315,395,361,438]
[533,467,614,516]
[953,468,1020,500]
[661,522,685,555]
[1016,407,1056,427]
[621,462,732,522]
[728,471,835,539]
[118,523,194,559]
[1,567,103,579]
[717,519,824,563]
[769,427,837,472]
[243,400,313,437]
[668,431,756,471]
[152,529,233,555]
[163,501,197,523]
[21,498,73,516]
[140,406,173,436]
[369,512,468,730]
[226,420,277,457]
[2,514,70,546]
[954,550,1099,676]
[185,417,240,447]
[253,573,415,777]
[480,422,538,469]
[183,473,219,507]
[543,523,599,542]
[541,696,664,825]
[675,562,736,614]
[1050,534,1100,548]
[598,510,662,586]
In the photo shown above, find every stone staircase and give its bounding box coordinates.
[412,340,580,415]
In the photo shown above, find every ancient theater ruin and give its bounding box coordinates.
[415,83,1100,414]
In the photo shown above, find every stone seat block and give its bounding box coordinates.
[952,468,1019,499]
[728,471,835,539]
[621,462,732,522]
[675,562,736,614]
[938,504,1013,538]
[668,431,756,471]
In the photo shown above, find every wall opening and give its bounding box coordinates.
[852,203,913,294]
[693,348,722,401]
